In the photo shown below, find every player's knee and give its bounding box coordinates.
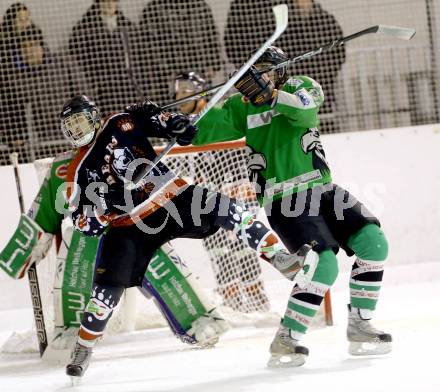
[312,249,339,286]
[349,224,389,262]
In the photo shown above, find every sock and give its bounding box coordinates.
[348,224,388,311]
[78,283,124,347]
[282,249,338,340]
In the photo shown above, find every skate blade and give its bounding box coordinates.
[349,341,392,356]
[70,376,82,387]
[267,353,306,368]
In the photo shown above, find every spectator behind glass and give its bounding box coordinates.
[0,3,37,162]
[0,2,33,58]
[275,0,346,130]
[68,0,138,117]
[224,0,277,69]
[0,25,78,163]
[139,0,222,105]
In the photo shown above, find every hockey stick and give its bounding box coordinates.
[162,24,416,110]
[126,3,289,190]
[9,153,48,357]
[261,24,416,74]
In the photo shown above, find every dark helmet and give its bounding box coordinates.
[255,46,289,88]
[173,71,208,97]
[60,95,101,148]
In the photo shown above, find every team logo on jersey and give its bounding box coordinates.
[55,163,68,179]
[86,169,101,182]
[116,117,134,132]
[244,146,267,185]
[287,78,304,87]
[295,90,311,106]
[111,147,135,178]
[301,128,330,172]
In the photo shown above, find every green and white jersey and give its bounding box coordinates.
[194,76,332,205]
[28,151,73,233]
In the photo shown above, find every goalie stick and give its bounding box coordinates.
[162,24,416,110]
[9,152,48,356]
[126,3,289,190]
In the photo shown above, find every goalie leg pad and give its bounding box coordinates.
[142,243,229,347]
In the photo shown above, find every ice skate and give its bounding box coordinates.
[267,324,309,368]
[66,342,93,381]
[347,305,392,355]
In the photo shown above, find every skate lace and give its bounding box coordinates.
[273,251,297,269]
[278,328,298,348]
[71,344,91,366]
[353,318,384,335]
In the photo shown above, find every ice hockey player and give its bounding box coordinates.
[174,71,270,312]
[193,46,392,367]
[0,150,230,361]
[61,95,319,379]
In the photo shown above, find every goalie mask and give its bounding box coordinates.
[254,46,289,89]
[61,95,101,148]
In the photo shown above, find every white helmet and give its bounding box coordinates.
[60,95,101,148]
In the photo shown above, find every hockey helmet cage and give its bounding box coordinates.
[174,71,208,97]
[60,95,101,148]
[255,46,289,89]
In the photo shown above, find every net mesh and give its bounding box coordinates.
[0,0,437,164]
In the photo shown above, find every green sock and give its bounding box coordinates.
[348,224,388,311]
[282,249,338,339]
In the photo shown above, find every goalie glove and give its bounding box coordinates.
[187,308,230,348]
[162,113,198,146]
[234,66,277,107]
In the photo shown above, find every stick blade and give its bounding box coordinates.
[272,4,289,36]
[377,25,416,40]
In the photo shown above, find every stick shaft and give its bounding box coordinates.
[9,153,48,357]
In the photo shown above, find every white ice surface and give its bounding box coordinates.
[1,278,439,392]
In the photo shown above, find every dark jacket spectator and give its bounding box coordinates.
[68,0,138,116]
[0,3,36,162]
[0,2,33,63]
[139,0,222,105]
[275,0,346,115]
[0,25,78,163]
[224,0,278,68]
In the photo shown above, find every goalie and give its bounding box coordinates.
[61,95,318,379]
[0,148,230,361]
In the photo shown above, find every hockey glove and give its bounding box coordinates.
[165,113,198,146]
[234,66,276,107]
[125,100,161,118]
